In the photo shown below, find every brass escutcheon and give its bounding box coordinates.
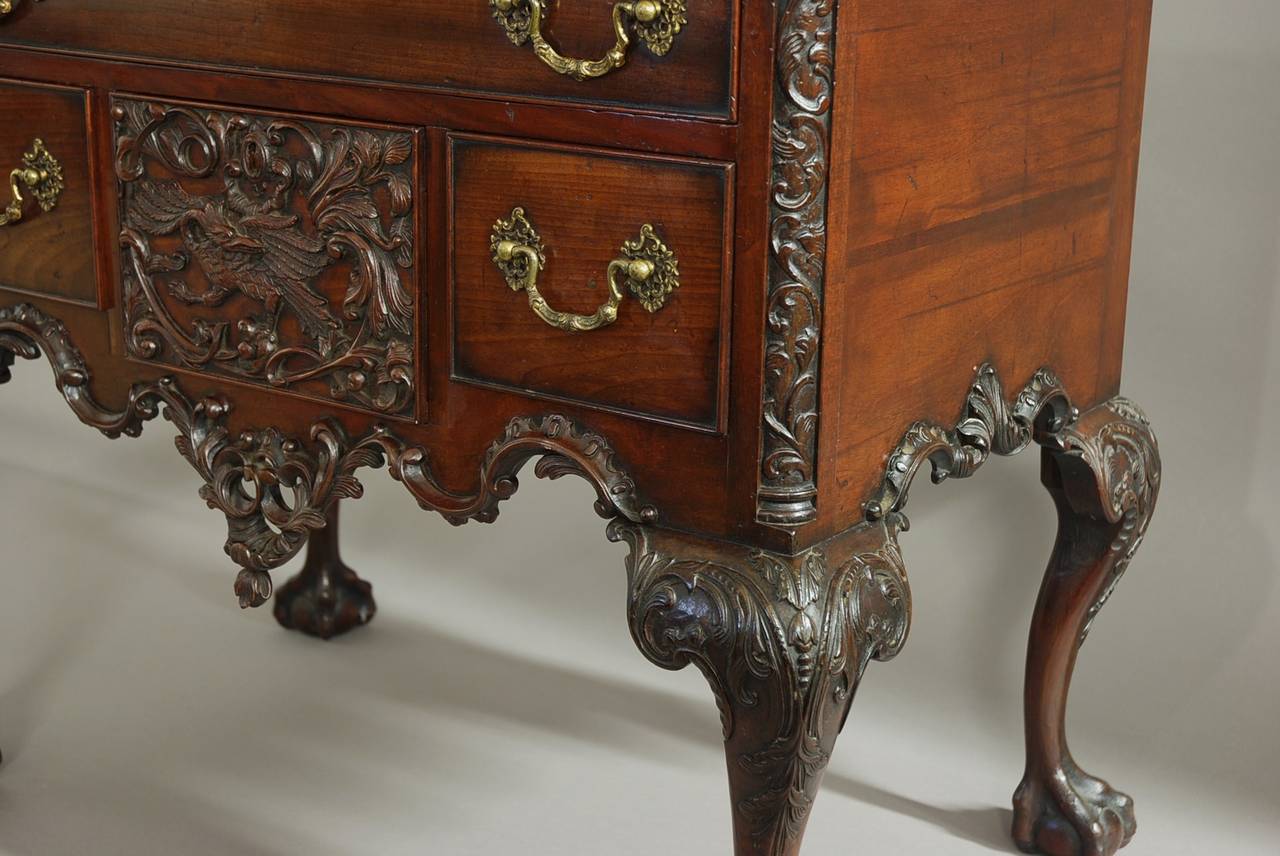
[489,0,686,81]
[490,207,680,333]
[0,139,64,228]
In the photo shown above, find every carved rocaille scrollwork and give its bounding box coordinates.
[113,98,417,417]
[615,518,911,854]
[1047,399,1160,645]
[0,302,173,439]
[757,0,837,527]
[868,362,1160,856]
[865,363,1077,520]
[865,362,1161,648]
[0,303,655,610]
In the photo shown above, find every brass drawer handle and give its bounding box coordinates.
[490,207,679,333]
[0,0,41,18]
[0,139,63,228]
[490,0,686,81]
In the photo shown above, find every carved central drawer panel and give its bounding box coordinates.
[2,0,734,118]
[113,97,420,417]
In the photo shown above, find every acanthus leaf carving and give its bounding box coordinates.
[1,304,656,611]
[616,517,911,853]
[758,0,838,527]
[113,98,418,418]
[868,362,1159,648]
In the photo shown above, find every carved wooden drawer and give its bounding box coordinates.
[0,78,96,306]
[0,3,1165,856]
[0,0,733,118]
[113,96,421,418]
[450,136,731,430]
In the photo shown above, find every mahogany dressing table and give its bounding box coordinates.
[0,1,1160,854]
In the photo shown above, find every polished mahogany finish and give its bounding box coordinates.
[0,78,97,305]
[0,0,736,117]
[0,1,1161,854]
[451,135,732,430]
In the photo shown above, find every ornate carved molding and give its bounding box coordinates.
[0,303,655,610]
[756,0,837,527]
[616,518,910,853]
[865,363,1077,520]
[0,302,172,438]
[867,362,1161,648]
[1046,398,1160,644]
[113,98,417,417]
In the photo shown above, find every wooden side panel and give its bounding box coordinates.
[0,0,736,118]
[0,78,96,305]
[450,137,732,431]
[816,0,1154,535]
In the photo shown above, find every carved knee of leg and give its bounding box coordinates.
[614,519,911,855]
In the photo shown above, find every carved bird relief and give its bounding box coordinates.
[127,178,343,355]
[115,101,417,415]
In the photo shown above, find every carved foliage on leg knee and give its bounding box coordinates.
[1044,400,1160,644]
[614,519,911,851]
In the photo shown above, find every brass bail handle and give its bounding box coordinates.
[0,0,42,18]
[0,139,64,228]
[490,0,687,81]
[490,207,680,333]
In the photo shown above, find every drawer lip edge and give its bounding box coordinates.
[446,132,736,438]
[0,41,738,124]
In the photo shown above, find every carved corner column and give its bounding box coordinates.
[273,501,377,640]
[614,518,912,856]
[868,364,1161,856]
[1013,400,1159,856]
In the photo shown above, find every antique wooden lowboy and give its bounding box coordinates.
[0,1,1160,854]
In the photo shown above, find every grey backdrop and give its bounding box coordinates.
[0,2,1275,853]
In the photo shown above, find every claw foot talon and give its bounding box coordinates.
[1013,761,1136,856]
[273,560,375,640]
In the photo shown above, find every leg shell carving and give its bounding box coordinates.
[616,518,911,855]
[868,363,1160,856]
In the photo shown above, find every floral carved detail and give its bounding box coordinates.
[758,0,837,526]
[868,362,1161,856]
[865,363,1076,520]
[1047,399,1160,645]
[617,518,911,854]
[1,304,656,610]
[113,98,417,417]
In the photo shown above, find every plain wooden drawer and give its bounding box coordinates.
[0,78,96,306]
[450,135,733,431]
[0,0,735,118]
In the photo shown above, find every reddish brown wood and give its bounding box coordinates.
[0,78,97,306]
[816,0,1155,542]
[618,516,911,856]
[1015,401,1159,856]
[0,0,737,118]
[0,2,1163,853]
[274,501,377,640]
[451,136,732,430]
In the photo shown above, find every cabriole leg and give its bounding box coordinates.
[614,519,912,856]
[273,501,377,640]
[0,347,13,384]
[1013,400,1160,856]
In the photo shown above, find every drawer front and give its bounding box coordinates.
[2,0,734,118]
[0,79,95,305]
[451,137,731,431]
[113,96,421,418]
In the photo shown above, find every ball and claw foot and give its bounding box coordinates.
[272,502,376,640]
[1013,761,1136,856]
